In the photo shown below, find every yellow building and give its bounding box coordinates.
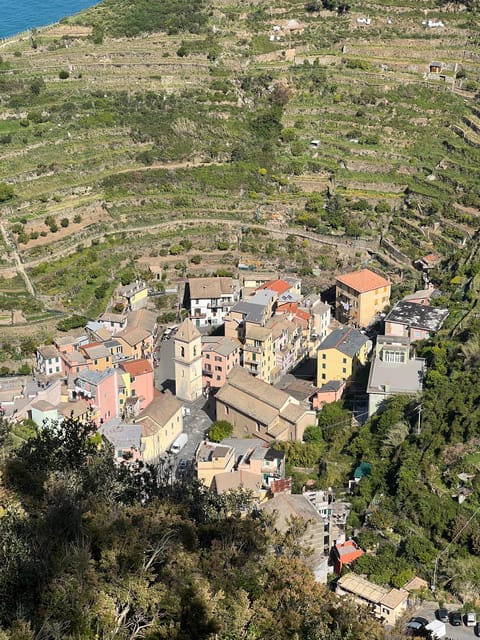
[243,323,275,382]
[116,280,149,311]
[116,328,152,361]
[134,391,183,462]
[196,441,235,489]
[317,327,369,387]
[335,268,391,328]
[79,343,112,372]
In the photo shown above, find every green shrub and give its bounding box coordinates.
[58,70,70,80]
[57,315,88,331]
[0,183,14,202]
[209,420,233,442]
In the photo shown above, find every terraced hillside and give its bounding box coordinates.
[0,0,478,325]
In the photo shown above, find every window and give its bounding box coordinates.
[180,346,185,358]
[216,375,221,381]
[321,373,326,380]
[131,390,136,397]
[206,353,210,359]
[215,366,221,371]
[322,353,326,360]
[131,376,136,383]
[342,357,347,364]
[214,356,221,362]
[383,350,406,364]
[322,363,326,369]
[193,346,197,357]
[342,367,347,374]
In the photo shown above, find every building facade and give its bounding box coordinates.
[335,268,391,328]
[174,318,203,402]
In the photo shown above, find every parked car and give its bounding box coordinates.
[450,611,462,626]
[465,612,477,627]
[178,459,189,471]
[474,621,480,636]
[436,609,449,623]
[406,617,429,637]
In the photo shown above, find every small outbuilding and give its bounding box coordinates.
[429,61,442,73]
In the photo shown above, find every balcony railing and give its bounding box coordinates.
[243,344,262,354]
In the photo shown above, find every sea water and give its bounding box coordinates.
[0,0,99,39]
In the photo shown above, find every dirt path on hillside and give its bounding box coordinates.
[8,218,379,274]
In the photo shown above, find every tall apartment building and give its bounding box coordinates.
[335,268,391,328]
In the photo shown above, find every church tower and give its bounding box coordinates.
[174,318,202,402]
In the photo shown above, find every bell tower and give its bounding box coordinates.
[174,318,202,402]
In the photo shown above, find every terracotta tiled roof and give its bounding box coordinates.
[175,318,201,342]
[336,268,390,293]
[188,276,234,299]
[120,359,153,376]
[258,279,291,295]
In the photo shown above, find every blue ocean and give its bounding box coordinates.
[0,0,99,39]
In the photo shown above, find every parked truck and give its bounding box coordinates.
[425,620,446,639]
[169,432,188,455]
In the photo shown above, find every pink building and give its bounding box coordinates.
[119,359,154,411]
[201,336,240,391]
[72,368,119,425]
[384,300,449,342]
[313,380,346,410]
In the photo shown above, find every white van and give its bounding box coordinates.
[169,432,188,455]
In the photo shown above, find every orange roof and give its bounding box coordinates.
[277,302,297,313]
[258,279,291,295]
[120,359,153,376]
[82,341,101,349]
[423,253,440,264]
[277,302,310,323]
[295,308,309,322]
[335,540,363,563]
[336,268,390,293]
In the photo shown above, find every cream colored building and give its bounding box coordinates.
[174,318,203,402]
[134,391,183,462]
[196,441,235,488]
[216,366,316,442]
[335,268,391,328]
[336,573,408,626]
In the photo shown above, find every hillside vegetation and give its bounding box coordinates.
[0,0,477,326]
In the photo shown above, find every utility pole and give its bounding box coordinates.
[416,403,422,436]
[431,505,480,593]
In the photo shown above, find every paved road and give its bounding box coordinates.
[410,602,478,640]
[154,335,213,475]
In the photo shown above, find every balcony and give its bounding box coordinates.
[245,366,259,375]
[207,300,232,309]
[244,344,263,354]
[202,369,213,378]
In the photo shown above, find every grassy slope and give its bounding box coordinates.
[0,0,478,319]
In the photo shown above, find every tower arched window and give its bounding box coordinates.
[193,346,197,357]
[181,346,185,358]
